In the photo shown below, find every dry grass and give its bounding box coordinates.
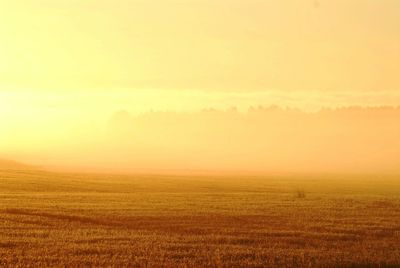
[0,170,400,267]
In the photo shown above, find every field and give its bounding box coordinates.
[0,169,400,267]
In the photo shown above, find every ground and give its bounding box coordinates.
[0,169,399,267]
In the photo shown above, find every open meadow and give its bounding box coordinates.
[0,169,400,267]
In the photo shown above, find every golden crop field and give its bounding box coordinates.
[1,169,400,267]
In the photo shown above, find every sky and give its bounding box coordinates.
[1,0,399,91]
[1,0,399,173]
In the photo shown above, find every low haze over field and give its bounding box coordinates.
[2,106,400,174]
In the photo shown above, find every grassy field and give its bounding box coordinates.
[0,169,400,267]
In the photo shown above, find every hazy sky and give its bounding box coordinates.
[1,0,399,173]
[1,0,399,92]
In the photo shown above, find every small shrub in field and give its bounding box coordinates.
[296,189,306,199]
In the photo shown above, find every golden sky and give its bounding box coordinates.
[1,0,399,173]
[1,0,399,91]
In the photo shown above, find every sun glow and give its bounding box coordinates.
[1,0,400,173]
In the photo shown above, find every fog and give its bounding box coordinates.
[5,106,398,175]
